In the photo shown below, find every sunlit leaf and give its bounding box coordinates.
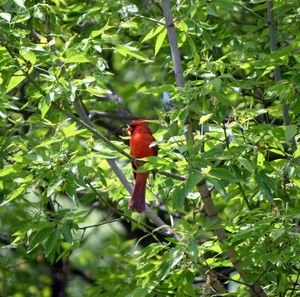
[154,29,167,56]
[28,226,53,253]
[1,185,26,206]
[6,71,26,92]
[285,125,297,141]
[45,229,60,257]
[115,44,151,62]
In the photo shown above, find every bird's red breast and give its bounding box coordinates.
[126,119,157,161]
[126,119,158,212]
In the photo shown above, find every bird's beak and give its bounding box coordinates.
[126,126,132,132]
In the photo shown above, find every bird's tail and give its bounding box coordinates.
[128,173,148,212]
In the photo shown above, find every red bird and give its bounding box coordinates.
[126,119,158,212]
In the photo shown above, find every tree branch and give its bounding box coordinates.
[162,1,269,296]
[89,111,142,121]
[161,0,194,143]
[198,182,268,297]
[161,0,184,88]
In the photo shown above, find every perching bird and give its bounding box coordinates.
[126,119,158,212]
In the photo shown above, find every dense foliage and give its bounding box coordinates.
[0,0,300,296]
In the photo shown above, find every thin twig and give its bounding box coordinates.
[134,14,164,25]
[89,111,142,121]
[66,110,133,160]
[79,218,123,230]
[86,180,152,232]
[290,269,300,297]
[159,170,186,181]
[238,182,252,210]
[238,3,266,21]
[222,122,230,150]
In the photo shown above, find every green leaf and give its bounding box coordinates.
[94,144,119,158]
[211,77,222,91]
[135,156,172,172]
[61,221,73,243]
[62,122,85,138]
[64,183,79,206]
[187,242,198,263]
[125,287,148,297]
[86,86,108,97]
[254,109,268,117]
[194,54,200,66]
[39,97,51,118]
[285,125,297,141]
[45,229,60,257]
[154,29,167,56]
[176,186,186,210]
[115,44,151,62]
[35,138,63,148]
[142,25,164,43]
[178,20,188,33]
[6,70,26,92]
[293,145,300,158]
[270,229,285,241]
[0,12,11,23]
[157,248,184,281]
[255,174,273,202]
[207,3,218,17]
[66,51,91,63]
[185,170,203,193]
[28,227,53,253]
[47,179,64,197]
[0,166,17,177]
[214,0,236,10]
[207,177,228,199]
[208,168,236,182]
[90,23,115,38]
[278,274,289,293]
[199,113,213,124]
[237,157,255,173]
[1,185,26,206]
[14,0,25,8]
[172,185,186,211]
[20,49,36,64]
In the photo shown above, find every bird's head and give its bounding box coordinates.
[126,118,149,133]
